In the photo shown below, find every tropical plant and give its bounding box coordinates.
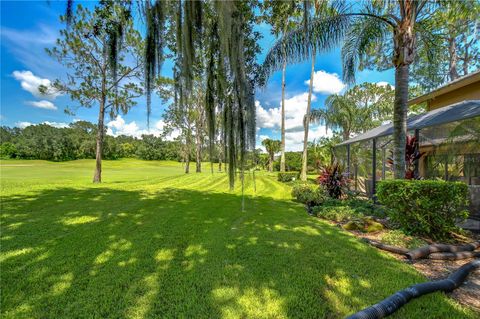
[262,0,457,179]
[261,1,302,173]
[310,82,394,140]
[317,162,349,199]
[261,138,281,172]
[300,1,341,182]
[387,134,424,179]
[404,135,424,179]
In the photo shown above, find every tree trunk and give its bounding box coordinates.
[185,153,190,174]
[195,131,201,173]
[185,133,190,174]
[462,38,470,76]
[280,32,287,173]
[269,155,273,172]
[393,64,409,179]
[93,98,105,183]
[392,19,415,180]
[448,37,459,81]
[300,49,316,181]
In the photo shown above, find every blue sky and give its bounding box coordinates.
[1,1,394,151]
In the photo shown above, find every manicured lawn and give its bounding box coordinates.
[0,159,475,318]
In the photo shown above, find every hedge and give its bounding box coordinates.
[278,171,300,182]
[376,180,469,239]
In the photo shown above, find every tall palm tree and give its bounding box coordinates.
[300,49,316,181]
[261,1,302,173]
[262,0,444,178]
[300,1,334,181]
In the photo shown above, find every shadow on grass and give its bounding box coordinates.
[0,186,473,318]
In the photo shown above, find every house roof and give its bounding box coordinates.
[408,70,480,106]
[337,100,480,146]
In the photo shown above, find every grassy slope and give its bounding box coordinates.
[0,159,475,319]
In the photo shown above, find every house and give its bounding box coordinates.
[408,70,480,111]
[334,71,480,220]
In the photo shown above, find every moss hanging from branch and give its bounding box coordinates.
[144,0,166,128]
[215,0,256,189]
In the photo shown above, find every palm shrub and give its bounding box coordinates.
[377,180,469,239]
[317,162,349,199]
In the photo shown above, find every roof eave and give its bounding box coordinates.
[408,70,480,106]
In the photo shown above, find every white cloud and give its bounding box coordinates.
[1,25,62,77]
[256,92,334,151]
[284,125,333,151]
[43,121,69,128]
[1,25,57,46]
[376,81,394,88]
[25,100,57,110]
[256,93,317,133]
[15,121,33,129]
[12,70,61,100]
[106,115,180,141]
[14,121,68,129]
[305,70,345,94]
[107,116,142,137]
[259,135,269,141]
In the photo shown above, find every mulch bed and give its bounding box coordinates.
[319,216,480,312]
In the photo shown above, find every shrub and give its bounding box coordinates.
[278,171,300,182]
[313,204,361,222]
[317,162,349,199]
[291,183,326,208]
[312,198,385,222]
[376,180,469,239]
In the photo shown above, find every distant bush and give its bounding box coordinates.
[377,180,469,239]
[0,142,17,159]
[291,183,326,209]
[273,152,302,171]
[278,171,299,182]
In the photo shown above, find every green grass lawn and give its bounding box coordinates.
[0,159,476,318]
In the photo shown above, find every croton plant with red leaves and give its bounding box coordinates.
[387,135,425,179]
[317,162,350,199]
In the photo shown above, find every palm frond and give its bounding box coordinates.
[341,15,388,84]
[261,13,349,84]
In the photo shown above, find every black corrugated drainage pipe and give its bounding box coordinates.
[346,259,480,319]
